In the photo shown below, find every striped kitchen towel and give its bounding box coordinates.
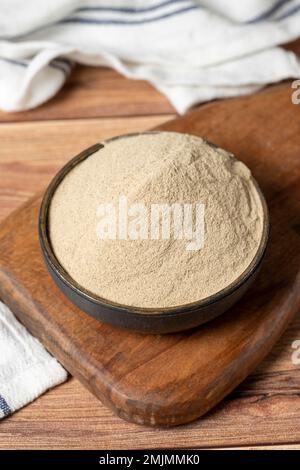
[1,0,300,113]
[0,301,67,419]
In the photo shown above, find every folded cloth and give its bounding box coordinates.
[0,301,67,419]
[1,0,300,113]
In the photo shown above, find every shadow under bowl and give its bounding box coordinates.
[39,133,270,334]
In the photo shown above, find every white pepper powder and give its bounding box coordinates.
[49,132,264,308]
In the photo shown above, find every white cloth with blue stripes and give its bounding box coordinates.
[0,301,67,419]
[1,0,300,113]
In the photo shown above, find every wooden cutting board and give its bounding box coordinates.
[0,84,300,427]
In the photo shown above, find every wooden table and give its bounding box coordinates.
[0,64,300,450]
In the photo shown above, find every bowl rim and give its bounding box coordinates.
[39,131,270,317]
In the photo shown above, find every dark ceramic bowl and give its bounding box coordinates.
[39,132,270,334]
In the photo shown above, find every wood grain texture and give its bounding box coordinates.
[0,56,300,448]
[0,374,299,449]
[0,83,299,432]
[0,67,174,123]
[0,114,174,221]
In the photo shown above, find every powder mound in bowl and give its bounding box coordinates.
[49,132,265,309]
